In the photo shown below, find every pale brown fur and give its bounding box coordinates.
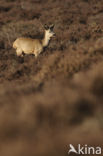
[13,24,55,57]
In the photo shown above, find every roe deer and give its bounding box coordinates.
[13,24,55,57]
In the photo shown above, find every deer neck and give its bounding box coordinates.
[42,31,51,47]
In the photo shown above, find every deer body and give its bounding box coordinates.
[13,38,43,57]
[13,24,55,57]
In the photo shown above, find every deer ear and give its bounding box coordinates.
[44,24,49,30]
[49,24,54,30]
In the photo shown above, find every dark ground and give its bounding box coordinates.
[0,0,103,155]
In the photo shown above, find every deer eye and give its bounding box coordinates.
[49,29,53,33]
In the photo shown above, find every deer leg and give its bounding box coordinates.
[35,53,38,58]
[34,51,39,58]
[34,49,42,58]
[16,48,23,57]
